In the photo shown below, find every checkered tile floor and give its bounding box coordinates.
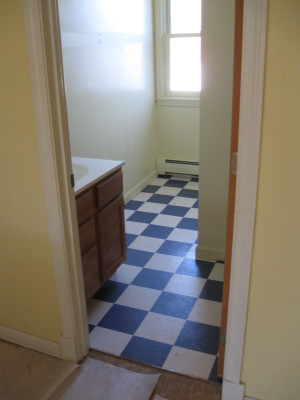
[87,174,224,383]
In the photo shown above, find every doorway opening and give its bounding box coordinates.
[24,0,268,397]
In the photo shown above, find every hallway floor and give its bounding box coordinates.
[87,174,224,383]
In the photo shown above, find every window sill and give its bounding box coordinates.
[155,98,200,107]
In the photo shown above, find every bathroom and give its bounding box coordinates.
[58,0,235,383]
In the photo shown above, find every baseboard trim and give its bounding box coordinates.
[244,396,262,400]
[222,380,245,400]
[0,324,61,358]
[124,170,157,204]
[196,245,225,261]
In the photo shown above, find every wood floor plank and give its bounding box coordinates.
[0,340,75,400]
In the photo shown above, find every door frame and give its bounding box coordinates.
[22,0,267,398]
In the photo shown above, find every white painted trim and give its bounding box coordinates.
[0,325,61,358]
[222,0,267,397]
[124,171,157,204]
[244,396,262,400]
[222,380,245,400]
[196,245,224,262]
[22,0,89,362]
[222,379,245,400]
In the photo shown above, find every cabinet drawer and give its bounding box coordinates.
[82,246,101,301]
[76,189,95,225]
[78,218,96,255]
[96,169,123,209]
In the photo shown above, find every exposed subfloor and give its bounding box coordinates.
[87,174,224,383]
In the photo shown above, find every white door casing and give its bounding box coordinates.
[21,2,267,400]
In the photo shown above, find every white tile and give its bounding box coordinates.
[109,264,141,284]
[133,192,153,202]
[184,208,198,219]
[137,202,166,214]
[163,346,216,379]
[164,274,206,298]
[167,228,198,244]
[115,285,161,311]
[151,214,182,228]
[208,262,225,282]
[125,221,148,235]
[156,186,182,196]
[89,327,131,356]
[188,298,222,327]
[145,253,184,273]
[87,300,113,325]
[135,312,185,345]
[124,209,135,220]
[150,177,168,186]
[170,197,197,208]
[170,175,190,181]
[128,236,165,253]
[184,181,199,190]
[185,244,197,259]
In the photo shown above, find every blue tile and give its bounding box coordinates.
[192,200,198,208]
[127,211,157,224]
[208,356,223,383]
[125,248,154,267]
[93,281,128,302]
[199,280,223,302]
[147,194,173,204]
[177,217,198,231]
[176,259,215,278]
[121,337,172,368]
[151,292,196,319]
[141,224,173,239]
[132,269,172,290]
[88,324,95,333]
[216,260,225,264]
[98,304,147,335]
[125,200,143,210]
[175,320,220,355]
[157,240,192,257]
[177,189,198,199]
[126,233,138,246]
[142,185,160,193]
[191,177,199,182]
[161,205,189,217]
[158,174,172,179]
[164,179,187,188]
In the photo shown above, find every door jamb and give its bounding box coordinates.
[22,0,268,398]
[23,0,89,362]
[222,1,267,399]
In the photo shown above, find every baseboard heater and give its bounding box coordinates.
[156,157,199,176]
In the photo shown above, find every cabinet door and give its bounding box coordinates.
[97,195,126,281]
[82,246,101,301]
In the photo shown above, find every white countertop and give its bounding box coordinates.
[72,157,125,194]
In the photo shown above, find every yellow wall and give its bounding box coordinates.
[241,1,300,399]
[0,0,61,342]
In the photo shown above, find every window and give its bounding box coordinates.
[154,0,201,106]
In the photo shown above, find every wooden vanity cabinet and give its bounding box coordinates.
[75,168,126,301]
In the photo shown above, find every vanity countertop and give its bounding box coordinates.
[72,157,125,195]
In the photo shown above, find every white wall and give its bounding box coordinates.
[197,0,235,260]
[58,0,157,197]
[156,105,200,162]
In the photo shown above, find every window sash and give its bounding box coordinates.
[154,0,201,103]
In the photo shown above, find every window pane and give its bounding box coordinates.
[170,37,201,92]
[170,0,201,34]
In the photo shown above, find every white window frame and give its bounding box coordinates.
[154,0,201,107]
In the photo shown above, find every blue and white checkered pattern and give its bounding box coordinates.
[87,175,224,383]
